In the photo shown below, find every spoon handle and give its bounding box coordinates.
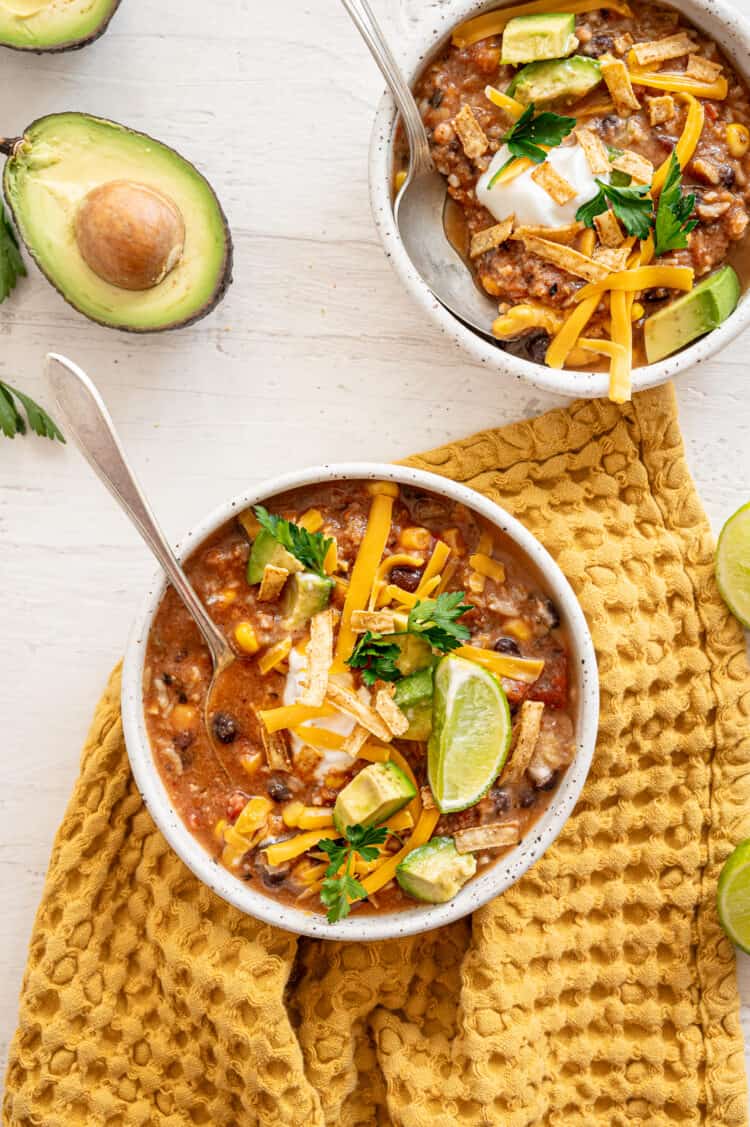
[339,0,433,174]
[45,353,233,672]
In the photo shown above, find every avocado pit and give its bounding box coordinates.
[74,179,186,291]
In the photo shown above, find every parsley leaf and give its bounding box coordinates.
[0,380,65,442]
[653,152,698,257]
[576,180,654,240]
[253,505,333,576]
[317,823,389,922]
[346,631,402,686]
[407,591,473,654]
[0,203,25,304]
[489,103,575,185]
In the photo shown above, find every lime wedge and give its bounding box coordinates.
[428,654,511,814]
[717,840,750,954]
[716,502,750,628]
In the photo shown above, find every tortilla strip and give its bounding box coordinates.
[511,232,610,283]
[258,564,289,602]
[531,161,577,205]
[600,53,640,114]
[593,209,624,247]
[299,609,334,708]
[454,104,489,160]
[513,221,582,245]
[630,32,695,68]
[326,681,392,742]
[260,726,292,771]
[613,32,634,55]
[505,700,545,782]
[577,128,610,176]
[375,685,410,738]
[420,785,436,811]
[686,53,723,82]
[611,149,654,184]
[469,217,514,258]
[351,609,397,634]
[455,821,521,854]
[593,245,631,272]
[647,94,675,125]
[340,724,370,759]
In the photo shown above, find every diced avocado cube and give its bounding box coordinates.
[644,265,741,363]
[281,571,333,630]
[394,666,435,741]
[396,837,477,903]
[502,13,578,65]
[333,762,417,834]
[394,633,434,676]
[400,701,433,742]
[508,56,602,106]
[247,529,302,585]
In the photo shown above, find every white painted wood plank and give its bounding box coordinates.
[1,0,749,1100]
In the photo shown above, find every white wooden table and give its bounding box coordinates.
[1,0,749,1097]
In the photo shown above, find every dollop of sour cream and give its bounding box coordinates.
[284,647,356,779]
[477,141,605,228]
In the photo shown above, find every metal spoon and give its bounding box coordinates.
[45,353,236,777]
[339,0,498,338]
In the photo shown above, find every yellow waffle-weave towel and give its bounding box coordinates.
[4,384,750,1127]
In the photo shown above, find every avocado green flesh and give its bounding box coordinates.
[394,666,435,740]
[508,56,602,105]
[394,633,433,676]
[282,572,333,630]
[396,838,477,903]
[247,531,302,585]
[644,266,741,363]
[0,0,118,49]
[3,113,231,330]
[333,762,416,834]
[502,13,578,64]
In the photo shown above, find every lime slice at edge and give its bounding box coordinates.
[717,839,750,955]
[716,502,750,629]
[428,654,512,814]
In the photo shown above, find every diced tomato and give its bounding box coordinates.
[528,649,568,710]
[226,792,247,822]
[704,102,719,123]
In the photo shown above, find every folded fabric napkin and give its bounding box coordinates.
[4,384,750,1127]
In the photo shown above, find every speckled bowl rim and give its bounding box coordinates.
[368,0,750,398]
[121,464,599,941]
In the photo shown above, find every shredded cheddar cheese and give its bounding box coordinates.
[335,491,394,664]
[360,809,441,896]
[574,265,694,302]
[651,93,704,194]
[452,0,632,47]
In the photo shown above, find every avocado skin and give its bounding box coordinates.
[1,113,233,333]
[1,0,121,53]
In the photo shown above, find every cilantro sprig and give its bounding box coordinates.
[254,505,333,577]
[490,103,575,186]
[653,152,697,257]
[0,381,65,442]
[0,202,25,304]
[576,180,654,240]
[318,823,389,922]
[346,592,473,685]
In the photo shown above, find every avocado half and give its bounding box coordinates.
[1,113,233,331]
[0,0,121,52]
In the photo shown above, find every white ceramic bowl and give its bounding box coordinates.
[122,464,599,940]
[369,0,750,398]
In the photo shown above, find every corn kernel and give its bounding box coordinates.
[469,553,506,584]
[171,703,198,732]
[442,528,466,556]
[324,539,338,574]
[399,526,432,550]
[727,123,750,158]
[235,796,272,835]
[235,621,260,654]
[239,753,262,776]
[468,571,486,594]
[216,587,238,606]
[580,228,596,257]
[477,531,493,556]
[258,636,292,675]
[282,800,305,828]
[325,772,347,790]
[631,302,645,322]
[503,617,533,642]
[366,480,399,498]
[299,508,324,533]
[297,806,335,830]
[395,169,408,193]
[214,818,227,842]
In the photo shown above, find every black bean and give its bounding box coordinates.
[536,771,559,792]
[178,691,188,705]
[174,730,195,751]
[430,89,444,108]
[519,789,537,809]
[390,565,423,593]
[261,868,287,888]
[525,330,552,365]
[580,33,613,56]
[720,165,736,188]
[548,283,558,297]
[212,711,239,744]
[494,636,521,656]
[162,672,173,686]
[644,287,670,303]
[490,787,511,814]
[267,776,293,803]
[544,598,561,629]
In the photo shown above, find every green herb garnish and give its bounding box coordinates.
[254,505,333,577]
[489,103,575,187]
[345,592,473,684]
[318,823,389,922]
[653,152,698,257]
[0,203,25,304]
[576,180,654,240]
[0,380,65,442]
